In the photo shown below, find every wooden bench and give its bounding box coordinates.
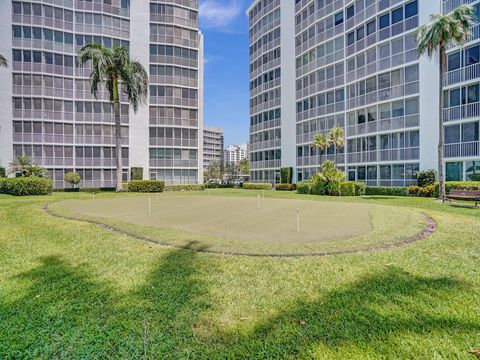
[445,189,480,207]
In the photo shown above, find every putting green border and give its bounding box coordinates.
[43,204,436,258]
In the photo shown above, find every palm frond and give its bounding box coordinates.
[0,54,7,68]
[78,43,113,98]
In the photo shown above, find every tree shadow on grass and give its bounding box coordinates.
[0,251,476,358]
[0,244,212,358]
[209,267,477,358]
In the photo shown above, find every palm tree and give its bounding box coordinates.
[8,156,33,177]
[78,44,148,191]
[417,5,475,200]
[329,127,345,166]
[0,54,7,67]
[311,132,330,166]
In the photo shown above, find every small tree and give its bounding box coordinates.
[311,133,330,165]
[8,156,47,177]
[130,167,143,181]
[329,127,346,166]
[204,160,223,182]
[78,44,149,192]
[416,169,436,187]
[238,159,250,175]
[0,166,6,178]
[317,160,345,196]
[65,171,81,188]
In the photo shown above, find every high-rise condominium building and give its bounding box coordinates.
[203,126,224,168]
[224,143,248,164]
[0,0,203,188]
[247,0,480,185]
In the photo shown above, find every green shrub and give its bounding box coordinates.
[296,181,311,194]
[130,167,143,181]
[243,182,273,190]
[0,167,6,178]
[433,181,480,197]
[0,177,53,196]
[165,184,205,191]
[365,186,409,196]
[339,181,355,196]
[408,185,420,196]
[419,185,435,197]
[310,176,326,195]
[353,182,366,196]
[416,169,436,187]
[276,183,296,191]
[280,167,293,184]
[127,180,165,193]
[205,184,234,189]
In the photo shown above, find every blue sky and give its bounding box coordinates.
[199,0,251,145]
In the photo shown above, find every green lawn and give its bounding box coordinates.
[0,190,479,358]
[48,193,428,256]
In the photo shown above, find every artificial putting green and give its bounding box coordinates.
[50,193,430,255]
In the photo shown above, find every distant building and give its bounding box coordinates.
[224,144,248,164]
[203,127,224,168]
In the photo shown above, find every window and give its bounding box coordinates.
[466,45,479,66]
[405,0,418,19]
[466,161,480,181]
[392,7,403,24]
[445,125,460,144]
[446,162,463,181]
[367,20,376,35]
[467,84,479,103]
[347,5,354,19]
[462,122,479,142]
[357,26,364,41]
[334,12,343,26]
[347,31,355,46]
[448,51,461,71]
[449,88,461,107]
[379,14,390,29]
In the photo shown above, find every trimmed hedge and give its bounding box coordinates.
[205,184,234,189]
[365,186,409,196]
[434,181,480,196]
[353,182,366,196]
[165,184,205,191]
[0,177,53,196]
[243,182,273,190]
[276,183,296,191]
[127,180,165,193]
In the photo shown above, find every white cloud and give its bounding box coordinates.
[199,0,242,30]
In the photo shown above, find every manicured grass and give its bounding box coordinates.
[0,190,479,358]
[49,194,428,255]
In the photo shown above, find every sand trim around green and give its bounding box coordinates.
[47,194,434,256]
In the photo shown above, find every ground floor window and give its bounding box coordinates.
[446,162,463,181]
[466,161,480,181]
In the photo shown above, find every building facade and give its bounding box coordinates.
[224,143,248,164]
[0,0,203,188]
[203,126,224,168]
[247,0,480,185]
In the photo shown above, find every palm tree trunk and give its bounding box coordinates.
[438,48,446,201]
[113,78,123,192]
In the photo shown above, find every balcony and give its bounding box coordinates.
[296,154,343,167]
[346,114,420,137]
[347,147,420,164]
[443,102,480,122]
[443,62,480,87]
[250,159,281,169]
[250,139,281,151]
[445,141,480,157]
